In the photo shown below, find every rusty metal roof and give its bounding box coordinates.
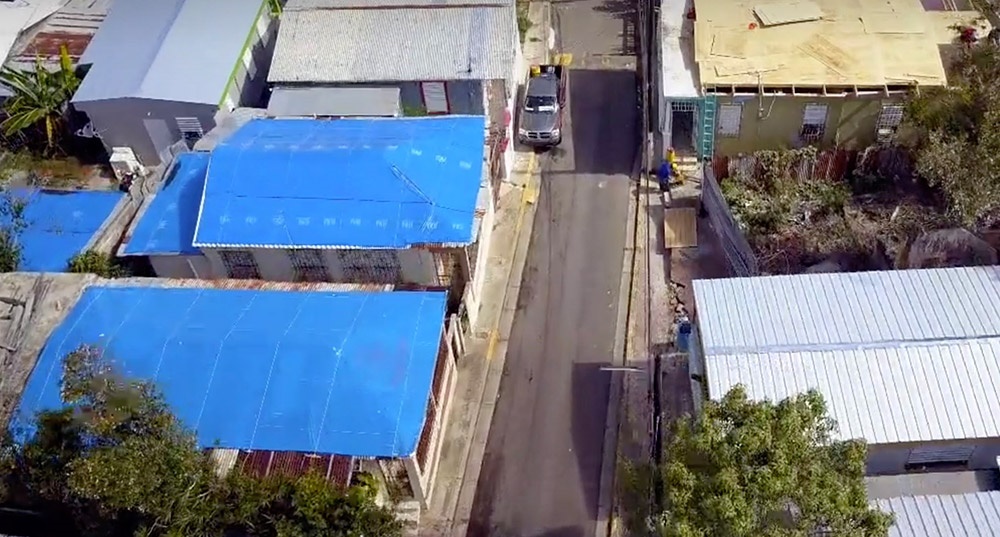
[237,450,354,488]
[6,0,111,70]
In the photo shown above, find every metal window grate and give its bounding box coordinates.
[716,104,742,137]
[176,117,204,146]
[288,249,328,282]
[337,249,402,284]
[800,103,828,143]
[876,103,905,142]
[671,101,697,112]
[219,250,260,279]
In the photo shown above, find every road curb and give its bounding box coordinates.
[594,148,645,537]
[449,158,541,537]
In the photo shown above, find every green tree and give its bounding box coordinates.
[0,345,405,537]
[904,38,1000,227]
[627,386,892,537]
[0,46,81,151]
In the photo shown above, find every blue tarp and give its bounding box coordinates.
[8,189,124,272]
[15,286,447,457]
[123,152,209,255]
[193,116,486,249]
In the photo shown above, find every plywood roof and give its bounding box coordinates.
[693,0,989,89]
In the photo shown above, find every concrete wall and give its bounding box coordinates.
[74,98,219,167]
[200,246,452,286]
[408,316,462,509]
[712,94,895,155]
[223,8,278,110]
[149,254,213,279]
[867,438,1000,476]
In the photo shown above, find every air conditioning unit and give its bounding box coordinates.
[109,147,143,182]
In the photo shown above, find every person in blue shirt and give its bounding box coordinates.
[657,159,672,191]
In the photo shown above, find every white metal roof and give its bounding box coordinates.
[878,491,1000,537]
[693,267,1000,356]
[0,0,63,65]
[707,340,1000,444]
[694,266,1000,445]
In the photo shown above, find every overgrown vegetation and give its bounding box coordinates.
[68,251,129,278]
[0,46,81,153]
[0,345,405,537]
[904,29,1000,228]
[617,387,893,537]
[517,0,533,43]
[720,27,1000,274]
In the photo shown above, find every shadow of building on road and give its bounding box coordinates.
[571,361,613,522]
[592,0,638,55]
[567,69,638,176]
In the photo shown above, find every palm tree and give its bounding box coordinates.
[0,45,80,152]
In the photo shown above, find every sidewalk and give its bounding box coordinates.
[417,4,551,536]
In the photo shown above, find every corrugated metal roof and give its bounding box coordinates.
[0,0,63,65]
[72,0,264,104]
[692,267,1000,356]
[235,450,354,488]
[695,267,1000,445]
[5,0,110,70]
[878,492,1000,537]
[268,4,516,83]
[267,86,401,117]
[707,340,1000,444]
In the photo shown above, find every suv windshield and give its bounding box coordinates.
[524,95,557,112]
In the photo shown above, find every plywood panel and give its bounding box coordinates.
[861,13,925,34]
[664,208,698,249]
[754,1,823,26]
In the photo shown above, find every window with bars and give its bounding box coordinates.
[219,250,260,279]
[875,103,905,142]
[175,117,204,147]
[288,249,328,282]
[716,103,742,137]
[337,249,402,284]
[799,103,828,143]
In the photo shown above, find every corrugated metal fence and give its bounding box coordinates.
[702,165,758,277]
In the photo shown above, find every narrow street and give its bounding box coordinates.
[467,1,639,536]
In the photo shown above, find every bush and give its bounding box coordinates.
[67,250,128,278]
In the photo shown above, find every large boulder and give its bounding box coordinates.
[902,229,997,269]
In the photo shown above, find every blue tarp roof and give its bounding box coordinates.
[73,0,264,104]
[15,286,447,457]
[9,189,124,272]
[123,152,209,255]
[193,116,486,249]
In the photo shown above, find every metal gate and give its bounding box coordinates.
[337,249,402,284]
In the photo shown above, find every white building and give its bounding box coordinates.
[691,267,1000,475]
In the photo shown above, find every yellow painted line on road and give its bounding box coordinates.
[486,152,539,362]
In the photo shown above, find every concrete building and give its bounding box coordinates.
[267,0,520,182]
[119,115,495,325]
[3,273,465,510]
[70,0,277,166]
[655,0,988,159]
[690,266,1000,476]
[877,491,1000,536]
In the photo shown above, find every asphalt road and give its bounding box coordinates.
[467,2,639,536]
